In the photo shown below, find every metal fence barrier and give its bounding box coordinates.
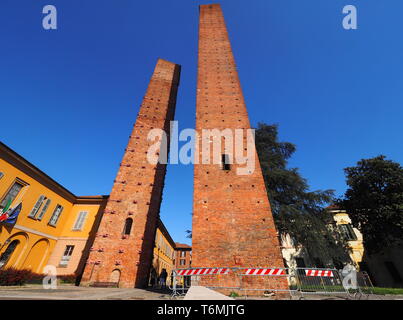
[293,268,348,299]
[238,268,295,299]
[357,271,374,294]
[170,267,374,300]
[170,267,234,298]
[340,270,374,300]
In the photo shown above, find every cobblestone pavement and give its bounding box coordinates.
[0,284,172,300]
[0,285,402,300]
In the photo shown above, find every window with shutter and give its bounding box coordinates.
[0,181,24,210]
[28,195,45,218]
[339,224,357,241]
[72,211,88,231]
[48,204,63,226]
[59,245,74,267]
[36,199,51,221]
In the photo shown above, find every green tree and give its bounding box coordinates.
[339,155,403,254]
[255,123,351,266]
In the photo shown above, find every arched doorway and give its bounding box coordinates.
[22,239,50,273]
[110,269,121,285]
[0,240,20,269]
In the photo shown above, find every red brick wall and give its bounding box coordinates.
[192,4,287,292]
[80,59,180,288]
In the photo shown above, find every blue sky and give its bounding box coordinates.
[1,0,402,245]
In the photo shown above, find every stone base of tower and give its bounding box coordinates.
[79,262,152,289]
[79,266,136,288]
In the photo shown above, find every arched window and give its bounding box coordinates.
[0,240,20,269]
[110,269,121,285]
[123,218,133,235]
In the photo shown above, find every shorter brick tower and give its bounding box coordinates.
[80,59,181,288]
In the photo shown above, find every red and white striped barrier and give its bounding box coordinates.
[243,268,286,276]
[305,269,334,277]
[176,268,230,276]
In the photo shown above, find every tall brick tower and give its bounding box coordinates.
[192,4,287,292]
[81,59,180,288]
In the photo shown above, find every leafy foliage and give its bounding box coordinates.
[338,155,403,254]
[186,229,192,239]
[0,268,77,286]
[255,123,351,266]
[59,274,77,284]
[0,268,40,286]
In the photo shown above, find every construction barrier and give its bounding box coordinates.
[170,267,375,299]
[341,270,374,300]
[238,267,293,298]
[170,267,234,298]
[171,267,291,299]
[242,268,286,276]
[357,271,374,294]
[293,268,348,299]
[176,268,230,276]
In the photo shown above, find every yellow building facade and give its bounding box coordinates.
[281,208,365,270]
[0,142,177,286]
[328,208,365,268]
[151,219,176,286]
[0,142,107,276]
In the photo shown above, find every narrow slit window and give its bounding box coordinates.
[222,154,231,171]
[123,218,133,235]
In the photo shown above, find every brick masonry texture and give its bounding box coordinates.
[80,59,181,288]
[192,4,288,292]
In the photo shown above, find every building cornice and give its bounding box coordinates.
[13,224,58,241]
[157,219,176,248]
